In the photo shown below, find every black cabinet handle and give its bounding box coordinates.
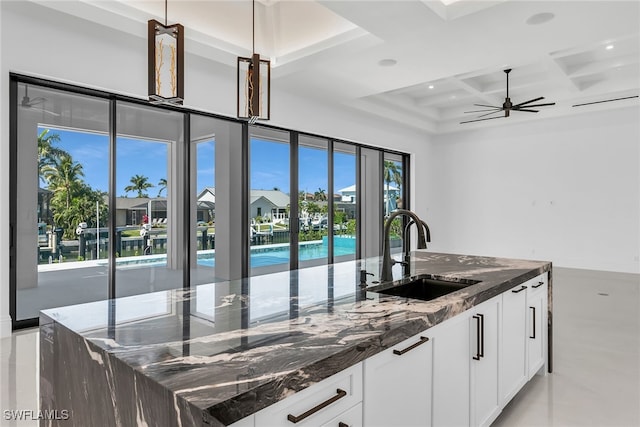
[338,423,349,427]
[473,315,481,360]
[287,389,347,423]
[533,281,544,289]
[393,336,429,356]
[478,313,485,358]
[530,306,536,339]
[512,285,527,293]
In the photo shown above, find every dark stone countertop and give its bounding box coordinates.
[40,251,551,426]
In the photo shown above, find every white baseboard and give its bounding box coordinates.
[0,315,12,338]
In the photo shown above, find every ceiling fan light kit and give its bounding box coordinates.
[461,68,556,124]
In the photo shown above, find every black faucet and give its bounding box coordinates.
[402,219,431,265]
[359,269,374,287]
[380,209,428,282]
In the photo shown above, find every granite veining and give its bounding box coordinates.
[40,251,552,426]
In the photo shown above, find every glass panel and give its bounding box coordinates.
[384,153,404,254]
[249,127,290,276]
[189,114,242,287]
[191,117,216,286]
[15,83,110,321]
[298,135,328,268]
[333,142,357,261]
[115,101,184,297]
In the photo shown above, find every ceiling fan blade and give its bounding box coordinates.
[478,110,505,118]
[513,97,544,107]
[464,108,503,114]
[29,97,46,105]
[518,102,555,108]
[460,116,504,124]
[473,104,502,109]
[514,109,539,113]
[572,95,639,107]
[42,109,60,117]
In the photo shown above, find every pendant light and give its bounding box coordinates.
[237,0,271,123]
[148,0,184,105]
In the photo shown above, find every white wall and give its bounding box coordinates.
[425,107,640,274]
[0,1,430,336]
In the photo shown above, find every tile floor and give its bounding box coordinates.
[0,267,638,426]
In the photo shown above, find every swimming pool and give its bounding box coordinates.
[115,237,357,268]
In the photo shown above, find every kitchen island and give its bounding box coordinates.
[40,251,552,426]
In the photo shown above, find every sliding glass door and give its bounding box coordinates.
[384,153,405,255]
[249,127,291,276]
[13,82,110,322]
[298,135,329,268]
[188,114,243,286]
[10,75,409,328]
[333,142,358,262]
[115,101,185,297]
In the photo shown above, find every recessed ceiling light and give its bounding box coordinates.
[428,85,434,89]
[606,44,614,50]
[526,12,555,25]
[378,59,397,67]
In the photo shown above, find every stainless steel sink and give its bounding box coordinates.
[368,275,481,302]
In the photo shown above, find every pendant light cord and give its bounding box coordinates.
[164,0,168,26]
[252,0,255,55]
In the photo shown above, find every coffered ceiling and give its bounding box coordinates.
[36,0,640,133]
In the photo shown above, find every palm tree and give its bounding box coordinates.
[384,161,402,214]
[37,129,68,185]
[124,174,153,198]
[42,154,85,211]
[314,188,327,202]
[157,178,167,197]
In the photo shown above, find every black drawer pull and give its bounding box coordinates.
[532,281,544,289]
[472,315,481,360]
[287,389,347,423]
[393,336,430,356]
[530,306,536,339]
[338,423,349,427]
[478,313,485,358]
[512,285,527,293]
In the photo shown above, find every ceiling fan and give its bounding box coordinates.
[461,69,555,124]
[20,85,59,117]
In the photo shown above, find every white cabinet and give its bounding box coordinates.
[431,295,501,427]
[230,415,255,427]
[470,297,501,427]
[500,282,528,404]
[255,363,362,427]
[240,272,549,427]
[363,331,432,427]
[321,402,362,427]
[527,276,547,379]
[431,309,471,427]
[500,273,549,406]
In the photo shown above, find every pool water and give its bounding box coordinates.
[115,237,357,268]
[200,241,356,268]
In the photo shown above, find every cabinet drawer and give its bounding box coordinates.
[363,331,432,427]
[255,363,362,427]
[230,415,254,427]
[321,403,362,427]
[528,273,547,297]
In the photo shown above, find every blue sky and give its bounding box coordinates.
[40,128,357,197]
